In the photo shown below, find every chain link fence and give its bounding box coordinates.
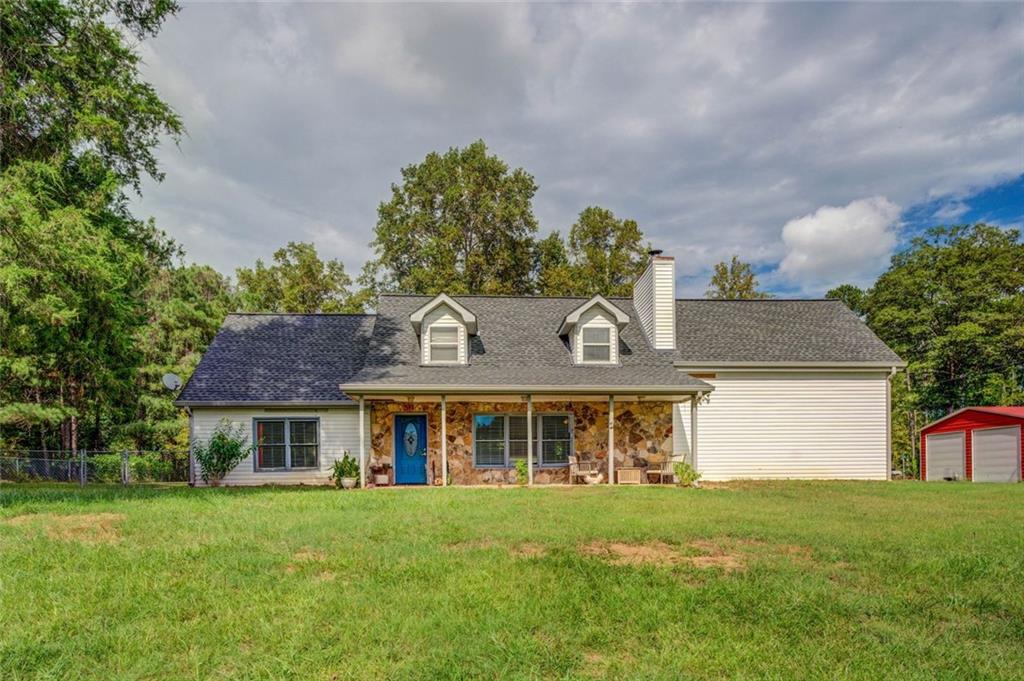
[0,450,189,485]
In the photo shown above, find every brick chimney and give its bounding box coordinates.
[632,250,676,350]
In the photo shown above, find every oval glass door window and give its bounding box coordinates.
[403,422,418,456]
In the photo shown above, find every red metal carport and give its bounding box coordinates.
[920,407,1024,482]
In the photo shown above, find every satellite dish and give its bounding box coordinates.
[161,373,182,391]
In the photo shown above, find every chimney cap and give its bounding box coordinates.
[648,249,663,257]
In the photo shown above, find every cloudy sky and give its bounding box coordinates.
[132,2,1024,297]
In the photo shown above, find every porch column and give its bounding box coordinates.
[358,396,366,489]
[608,395,615,484]
[690,393,699,471]
[441,395,448,487]
[526,394,534,485]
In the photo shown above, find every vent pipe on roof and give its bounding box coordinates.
[632,250,676,350]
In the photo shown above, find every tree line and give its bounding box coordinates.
[2,1,1021,477]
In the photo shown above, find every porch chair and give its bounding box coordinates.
[569,456,602,485]
[646,461,675,485]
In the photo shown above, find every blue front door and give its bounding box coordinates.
[394,415,428,484]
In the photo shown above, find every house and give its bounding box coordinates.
[175,252,905,486]
[920,407,1024,482]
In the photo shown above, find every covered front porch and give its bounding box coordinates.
[348,390,706,487]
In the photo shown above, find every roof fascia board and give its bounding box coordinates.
[409,294,478,335]
[558,295,631,335]
[920,406,1024,432]
[173,400,356,408]
[673,361,906,371]
[339,382,712,395]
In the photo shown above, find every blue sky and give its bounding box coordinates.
[753,174,1024,297]
[902,175,1024,236]
[132,3,1023,298]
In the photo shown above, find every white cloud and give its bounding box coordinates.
[934,200,970,221]
[778,197,901,292]
[130,3,1024,295]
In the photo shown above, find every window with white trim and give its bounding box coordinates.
[428,325,459,363]
[581,326,612,363]
[255,418,319,471]
[473,414,572,468]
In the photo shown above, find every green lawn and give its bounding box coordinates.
[0,482,1022,680]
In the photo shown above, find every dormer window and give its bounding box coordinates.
[581,327,612,362]
[429,326,459,363]
[558,295,630,366]
[410,294,477,366]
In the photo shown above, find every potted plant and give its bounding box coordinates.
[331,452,360,489]
[193,420,255,487]
[370,462,391,487]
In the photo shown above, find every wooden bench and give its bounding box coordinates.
[616,467,643,485]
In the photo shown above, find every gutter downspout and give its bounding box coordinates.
[186,407,195,487]
[887,366,897,481]
[690,392,701,473]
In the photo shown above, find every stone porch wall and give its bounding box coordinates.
[369,399,672,485]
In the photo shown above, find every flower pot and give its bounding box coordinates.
[340,477,357,490]
[374,473,389,486]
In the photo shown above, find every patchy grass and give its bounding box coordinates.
[0,481,1022,679]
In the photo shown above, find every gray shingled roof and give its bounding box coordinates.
[177,295,901,404]
[674,299,903,364]
[343,295,708,392]
[176,314,375,405]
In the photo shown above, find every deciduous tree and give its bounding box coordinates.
[365,140,539,300]
[236,242,357,313]
[564,207,648,297]
[706,256,772,299]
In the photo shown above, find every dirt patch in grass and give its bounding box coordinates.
[444,539,497,552]
[582,537,814,573]
[582,540,691,568]
[292,548,326,562]
[4,512,125,545]
[510,543,547,558]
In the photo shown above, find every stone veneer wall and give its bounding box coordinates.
[369,399,673,486]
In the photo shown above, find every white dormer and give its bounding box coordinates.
[558,295,630,365]
[410,294,477,366]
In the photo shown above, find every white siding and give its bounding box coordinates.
[651,258,676,350]
[633,265,655,344]
[573,308,618,364]
[631,257,675,350]
[674,371,889,480]
[422,304,468,365]
[190,406,369,486]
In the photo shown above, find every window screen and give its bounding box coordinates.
[430,326,459,363]
[508,415,532,462]
[474,415,505,466]
[288,420,319,468]
[540,415,571,464]
[581,326,611,362]
[473,414,570,467]
[256,420,286,469]
[255,418,319,471]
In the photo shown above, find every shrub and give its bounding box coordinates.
[130,454,176,482]
[331,453,360,488]
[193,420,255,486]
[673,461,702,487]
[89,454,123,483]
[515,459,528,486]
